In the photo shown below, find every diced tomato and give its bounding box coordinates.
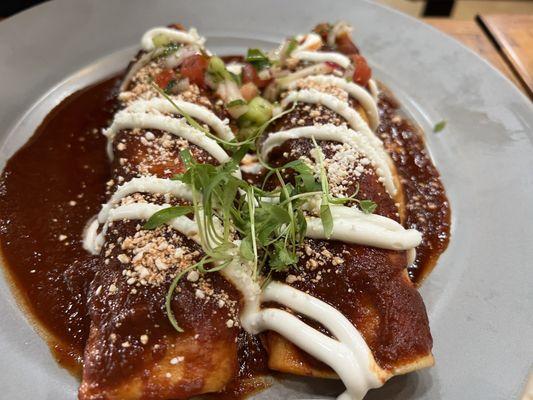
[240,82,259,101]
[154,68,175,89]
[242,63,271,89]
[241,63,257,84]
[351,54,372,87]
[336,33,359,55]
[180,54,209,88]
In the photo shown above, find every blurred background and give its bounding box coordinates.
[379,0,533,18]
[1,0,531,99]
[0,0,532,18]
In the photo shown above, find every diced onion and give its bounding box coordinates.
[217,80,248,118]
[164,47,200,69]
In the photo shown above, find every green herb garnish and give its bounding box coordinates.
[165,265,194,332]
[143,205,194,230]
[147,83,382,333]
[312,139,334,238]
[151,82,210,135]
[285,38,298,57]
[153,82,287,150]
[164,79,177,94]
[433,120,446,133]
[269,241,298,272]
[246,48,271,70]
[359,199,378,214]
[228,71,242,86]
[165,256,230,332]
[153,146,378,331]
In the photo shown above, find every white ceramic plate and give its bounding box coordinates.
[0,1,532,399]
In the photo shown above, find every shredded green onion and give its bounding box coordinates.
[207,56,230,82]
[246,48,271,70]
[285,38,298,57]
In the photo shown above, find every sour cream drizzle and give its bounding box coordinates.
[277,63,334,89]
[86,203,199,254]
[84,200,390,400]
[82,25,425,400]
[328,21,353,48]
[288,75,380,130]
[293,50,351,69]
[120,25,207,93]
[119,45,203,93]
[289,33,353,70]
[293,33,323,52]
[96,177,192,228]
[141,27,205,51]
[103,111,232,164]
[83,173,414,400]
[260,124,396,196]
[306,205,421,250]
[221,262,389,400]
[279,27,381,130]
[281,88,380,140]
[119,51,159,92]
[124,97,234,141]
[368,79,379,101]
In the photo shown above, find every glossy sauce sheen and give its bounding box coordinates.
[376,88,451,282]
[0,72,449,396]
[0,75,269,399]
[0,77,117,372]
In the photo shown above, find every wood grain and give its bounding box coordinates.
[423,18,524,91]
[479,14,533,98]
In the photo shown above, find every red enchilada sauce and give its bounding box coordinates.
[376,89,451,282]
[0,76,117,373]
[0,71,449,396]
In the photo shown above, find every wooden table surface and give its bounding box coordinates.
[479,14,533,99]
[424,15,532,100]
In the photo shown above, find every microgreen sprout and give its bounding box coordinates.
[146,84,378,333]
